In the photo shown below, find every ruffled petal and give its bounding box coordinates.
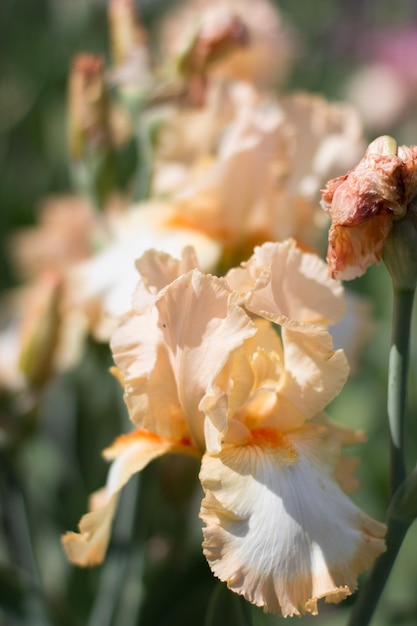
[275,324,349,429]
[199,425,386,616]
[62,429,198,566]
[155,270,256,449]
[226,240,345,326]
[132,246,200,313]
[111,310,186,440]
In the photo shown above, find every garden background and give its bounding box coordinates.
[2,1,417,624]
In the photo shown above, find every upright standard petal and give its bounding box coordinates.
[155,270,256,449]
[200,424,386,616]
[112,262,256,451]
[226,240,345,327]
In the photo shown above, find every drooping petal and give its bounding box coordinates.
[226,240,345,326]
[62,429,198,566]
[199,424,386,616]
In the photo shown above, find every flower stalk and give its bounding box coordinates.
[348,254,416,626]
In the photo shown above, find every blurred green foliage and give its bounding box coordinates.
[2,1,417,625]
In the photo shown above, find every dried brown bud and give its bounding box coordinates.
[321,136,417,280]
[177,9,249,105]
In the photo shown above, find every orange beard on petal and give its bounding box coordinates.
[249,427,299,465]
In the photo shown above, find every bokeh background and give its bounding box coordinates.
[2,1,417,624]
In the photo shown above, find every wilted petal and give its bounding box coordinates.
[321,136,417,280]
[327,213,393,280]
[226,240,345,326]
[200,424,386,616]
[62,429,198,566]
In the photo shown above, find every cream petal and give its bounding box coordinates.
[226,240,345,326]
[62,429,198,566]
[199,425,386,616]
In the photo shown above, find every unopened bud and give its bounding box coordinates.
[68,54,112,160]
[18,271,63,388]
[68,54,117,208]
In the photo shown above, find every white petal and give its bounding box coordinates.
[200,425,386,616]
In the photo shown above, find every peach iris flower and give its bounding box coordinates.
[62,240,386,616]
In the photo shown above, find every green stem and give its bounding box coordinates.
[347,287,414,626]
[387,290,414,493]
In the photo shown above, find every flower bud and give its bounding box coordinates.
[68,54,111,160]
[67,54,116,207]
[18,271,63,388]
[321,136,417,280]
[177,9,249,105]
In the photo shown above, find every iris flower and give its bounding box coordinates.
[62,240,386,616]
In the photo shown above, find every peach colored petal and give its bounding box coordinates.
[133,246,200,312]
[112,310,186,440]
[62,492,119,567]
[201,319,283,449]
[226,240,345,326]
[272,324,349,431]
[200,424,386,616]
[62,429,198,566]
[113,267,256,451]
[155,270,256,449]
[201,320,348,451]
[310,413,366,493]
